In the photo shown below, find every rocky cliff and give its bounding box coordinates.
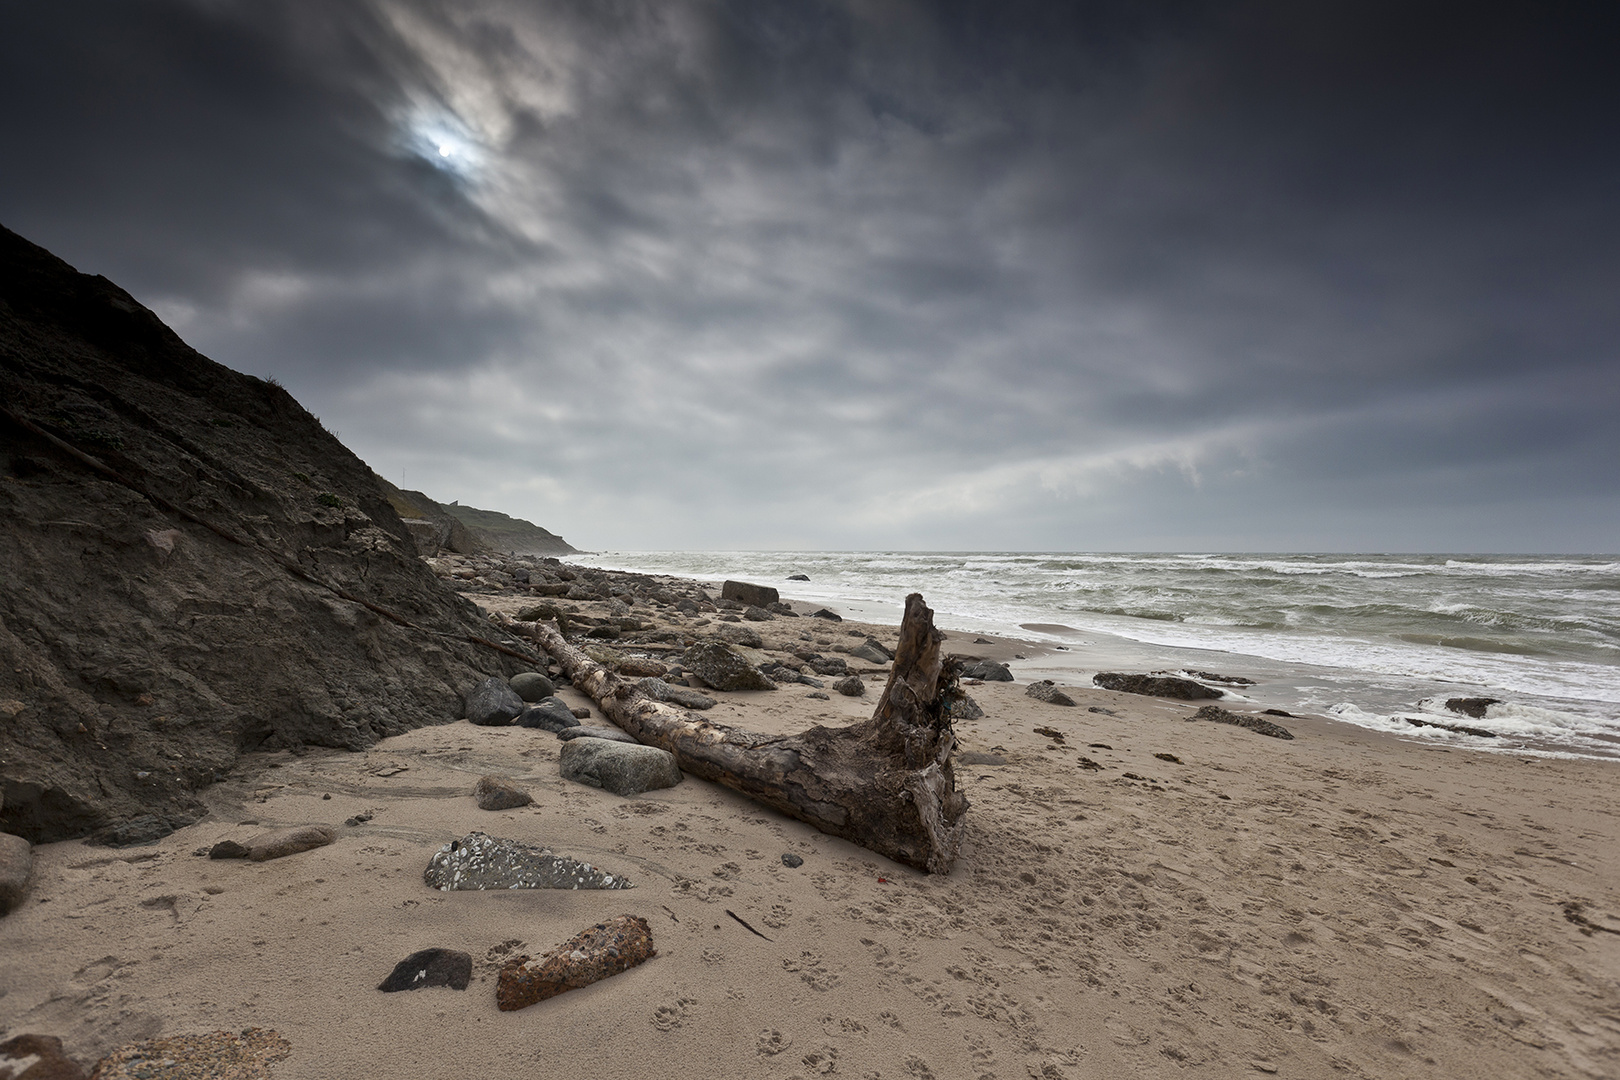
[0,225,536,844]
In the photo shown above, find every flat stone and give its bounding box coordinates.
[1190,705,1294,740]
[90,1028,290,1079]
[721,580,779,607]
[473,775,533,810]
[685,642,777,692]
[516,696,581,732]
[377,948,473,992]
[0,832,33,915]
[1025,680,1076,706]
[424,831,632,891]
[556,726,639,745]
[509,672,555,702]
[560,739,682,797]
[958,659,1013,681]
[246,825,335,861]
[1095,672,1223,700]
[467,676,524,725]
[497,915,656,1011]
[0,1033,87,1079]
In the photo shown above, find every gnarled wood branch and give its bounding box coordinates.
[505,592,969,873]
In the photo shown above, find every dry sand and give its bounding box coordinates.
[3,594,1618,1079]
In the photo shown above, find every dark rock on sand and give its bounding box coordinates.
[496,915,656,1011]
[809,656,848,677]
[0,1033,88,1079]
[1095,673,1223,700]
[767,601,798,617]
[474,776,533,810]
[633,677,717,710]
[945,691,985,720]
[377,948,473,992]
[1025,680,1076,706]
[685,642,777,692]
[0,832,34,914]
[560,739,682,796]
[509,672,555,702]
[721,580,780,608]
[849,644,890,665]
[787,574,810,581]
[425,832,631,891]
[1445,697,1501,719]
[207,839,252,860]
[1186,669,1255,685]
[246,825,335,861]
[0,226,519,845]
[1190,705,1294,740]
[959,659,1013,682]
[466,677,524,726]
[516,697,580,732]
[810,608,843,622]
[716,623,764,648]
[557,725,639,745]
[835,675,866,697]
[742,605,775,621]
[781,853,804,868]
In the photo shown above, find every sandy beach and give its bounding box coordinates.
[3,577,1618,1080]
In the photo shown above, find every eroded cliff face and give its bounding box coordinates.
[0,225,528,844]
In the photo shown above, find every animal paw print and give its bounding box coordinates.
[822,1015,869,1038]
[904,1054,936,1078]
[652,997,696,1031]
[763,904,791,930]
[712,861,742,880]
[756,1028,793,1056]
[801,1045,840,1075]
[878,1010,905,1031]
[783,951,842,991]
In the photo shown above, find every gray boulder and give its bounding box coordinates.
[634,677,717,711]
[810,608,843,621]
[945,691,984,720]
[721,580,780,607]
[474,775,533,810]
[742,605,775,622]
[556,725,639,745]
[835,675,866,697]
[467,677,524,726]
[1025,680,1076,706]
[0,832,33,914]
[716,623,763,648]
[509,672,555,702]
[809,656,848,677]
[1094,673,1222,700]
[559,738,683,797]
[517,697,581,732]
[959,659,1013,681]
[685,642,777,692]
[849,644,890,665]
[425,831,631,890]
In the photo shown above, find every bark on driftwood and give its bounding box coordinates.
[505,592,969,873]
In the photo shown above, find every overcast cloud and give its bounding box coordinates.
[3,1,1616,551]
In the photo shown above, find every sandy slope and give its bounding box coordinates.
[2,600,1617,1079]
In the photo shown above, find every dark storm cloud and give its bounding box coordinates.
[2,1,1616,550]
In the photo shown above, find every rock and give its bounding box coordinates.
[810,608,843,622]
[862,638,895,660]
[91,814,196,847]
[684,642,777,691]
[1094,673,1222,700]
[956,750,1006,766]
[973,637,992,644]
[849,644,890,665]
[1190,705,1294,740]
[1406,717,1497,738]
[516,697,581,732]
[781,853,804,868]
[959,659,1013,681]
[716,623,764,648]
[1186,669,1255,685]
[945,691,984,720]
[0,1033,88,1079]
[616,657,667,678]
[634,677,717,711]
[473,776,533,810]
[207,839,251,860]
[425,832,632,891]
[509,672,555,702]
[0,832,33,914]
[721,580,780,607]
[496,915,656,1011]
[570,707,591,719]
[377,948,473,992]
[834,675,865,697]
[89,1029,290,1079]
[742,605,775,622]
[583,624,621,640]
[246,825,335,861]
[466,677,524,726]
[1025,680,1076,706]
[808,656,848,677]
[806,692,829,700]
[1445,696,1501,719]
[559,739,682,797]
[787,574,810,581]
[766,601,798,617]
[556,726,639,745]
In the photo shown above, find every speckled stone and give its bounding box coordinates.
[89,1028,290,1079]
[496,915,656,1011]
[423,831,632,891]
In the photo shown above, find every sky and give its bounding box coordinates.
[2,1,1617,553]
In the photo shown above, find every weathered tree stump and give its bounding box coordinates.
[505,592,969,873]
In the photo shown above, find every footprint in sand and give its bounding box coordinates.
[652,998,696,1031]
[756,1028,793,1056]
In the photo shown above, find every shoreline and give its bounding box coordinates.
[3,554,1618,1078]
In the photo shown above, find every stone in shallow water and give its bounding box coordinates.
[496,915,656,1011]
[377,948,472,992]
[424,831,633,891]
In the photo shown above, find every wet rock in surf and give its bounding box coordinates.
[1095,673,1223,700]
[1445,697,1501,719]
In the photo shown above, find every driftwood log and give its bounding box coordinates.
[505,593,969,873]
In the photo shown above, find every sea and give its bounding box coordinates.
[570,551,1620,761]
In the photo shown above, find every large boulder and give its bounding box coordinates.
[0,226,517,845]
[509,672,555,702]
[516,697,580,732]
[559,738,683,797]
[466,677,524,726]
[473,775,533,810]
[959,659,1013,681]
[1094,673,1222,700]
[0,832,33,914]
[684,642,777,692]
[1025,680,1076,706]
[721,580,779,607]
